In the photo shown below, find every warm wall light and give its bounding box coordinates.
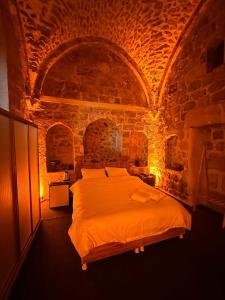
[39,182,44,200]
[149,166,161,187]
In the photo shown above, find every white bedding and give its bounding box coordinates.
[68,176,191,258]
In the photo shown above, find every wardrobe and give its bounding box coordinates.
[0,108,41,300]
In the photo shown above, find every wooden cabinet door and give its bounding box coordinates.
[0,115,18,298]
[14,120,32,252]
[28,125,40,231]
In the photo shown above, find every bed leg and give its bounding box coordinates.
[140,246,145,252]
[179,234,183,239]
[82,263,88,271]
[134,247,140,254]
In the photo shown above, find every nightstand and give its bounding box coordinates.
[136,173,156,187]
[49,181,70,208]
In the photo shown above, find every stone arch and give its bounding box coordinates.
[129,132,148,167]
[32,37,151,106]
[158,0,207,107]
[46,123,74,172]
[83,118,121,163]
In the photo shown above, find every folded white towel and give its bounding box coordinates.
[131,188,163,203]
[131,190,151,203]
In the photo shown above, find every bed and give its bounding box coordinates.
[68,173,191,270]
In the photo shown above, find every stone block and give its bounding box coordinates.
[123,132,130,138]
[222,175,225,193]
[205,141,213,150]
[179,94,189,104]
[190,89,206,100]
[208,80,225,93]
[208,153,225,171]
[188,80,201,91]
[208,173,218,189]
[213,129,224,139]
[184,101,196,111]
[123,124,134,130]
[212,89,225,102]
[126,112,136,118]
[216,141,225,151]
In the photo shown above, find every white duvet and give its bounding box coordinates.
[68,176,191,258]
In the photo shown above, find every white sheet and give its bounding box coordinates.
[68,176,191,258]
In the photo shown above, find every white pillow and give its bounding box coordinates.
[81,168,106,179]
[105,167,129,177]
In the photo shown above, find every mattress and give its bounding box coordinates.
[68,176,191,258]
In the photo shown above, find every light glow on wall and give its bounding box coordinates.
[39,182,44,200]
[149,166,161,187]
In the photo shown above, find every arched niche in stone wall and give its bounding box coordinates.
[46,124,74,172]
[41,43,148,107]
[83,118,121,163]
[129,132,148,167]
[165,135,184,171]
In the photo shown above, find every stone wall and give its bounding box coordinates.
[28,101,151,199]
[161,169,188,201]
[165,135,184,171]
[16,0,200,99]
[204,125,225,196]
[46,124,74,172]
[159,0,225,203]
[42,45,147,107]
[84,118,121,162]
[129,132,148,167]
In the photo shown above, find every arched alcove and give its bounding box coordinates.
[83,118,121,163]
[129,132,148,167]
[41,43,148,107]
[46,124,74,172]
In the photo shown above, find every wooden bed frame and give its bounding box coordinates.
[81,227,185,270]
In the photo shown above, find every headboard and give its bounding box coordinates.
[74,155,131,180]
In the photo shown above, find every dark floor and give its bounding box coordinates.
[9,205,225,300]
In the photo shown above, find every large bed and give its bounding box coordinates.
[68,174,191,270]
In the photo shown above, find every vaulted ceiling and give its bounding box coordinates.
[12,0,203,103]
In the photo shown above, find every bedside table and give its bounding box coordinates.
[136,173,156,187]
[49,181,70,208]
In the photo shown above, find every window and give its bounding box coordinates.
[0,9,9,111]
[207,40,224,73]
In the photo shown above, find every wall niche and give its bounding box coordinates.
[129,132,148,166]
[83,118,121,163]
[46,124,74,172]
[165,135,184,171]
